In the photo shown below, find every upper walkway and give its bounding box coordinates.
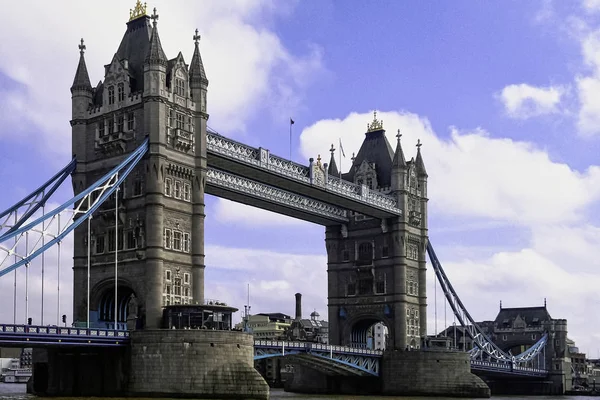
[206,130,402,221]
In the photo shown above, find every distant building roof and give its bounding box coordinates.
[494,306,552,326]
[257,312,291,322]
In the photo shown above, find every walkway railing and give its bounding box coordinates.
[0,323,129,347]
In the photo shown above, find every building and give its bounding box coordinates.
[439,302,574,391]
[368,322,388,350]
[286,293,329,344]
[235,313,292,340]
[324,117,428,350]
[70,0,209,329]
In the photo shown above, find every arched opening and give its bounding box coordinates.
[97,285,136,329]
[350,319,389,350]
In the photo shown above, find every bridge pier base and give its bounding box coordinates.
[380,350,490,398]
[29,346,129,397]
[128,330,269,399]
[283,361,380,395]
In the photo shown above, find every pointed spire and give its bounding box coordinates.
[392,129,407,168]
[328,144,339,176]
[415,139,428,177]
[71,38,92,93]
[144,8,168,66]
[189,28,208,86]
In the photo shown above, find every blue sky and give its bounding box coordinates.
[1,0,600,353]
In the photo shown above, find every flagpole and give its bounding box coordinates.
[289,118,293,160]
[339,139,342,178]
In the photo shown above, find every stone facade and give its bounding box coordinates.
[70,6,208,328]
[128,330,268,399]
[326,119,428,350]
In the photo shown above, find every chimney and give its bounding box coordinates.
[295,293,302,320]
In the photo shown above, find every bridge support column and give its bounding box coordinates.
[380,350,490,397]
[144,188,165,329]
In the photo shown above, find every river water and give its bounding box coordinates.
[0,383,586,400]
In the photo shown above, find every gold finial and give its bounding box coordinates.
[329,144,335,155]
[351,152,356,163]
[416,139,422,149]
[367,110,384,132]
[396,129,402,141]
[317,154,322,167]
[129,0,148,21]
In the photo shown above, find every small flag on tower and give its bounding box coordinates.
[290,118,295,125]
[339,138,346,158]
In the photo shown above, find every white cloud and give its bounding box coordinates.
[498,83,566,119]
[583,0,600,13]
[214,198,310,226]
[299,110,600,226]
[204,245,327,322]
[0,0,323,160]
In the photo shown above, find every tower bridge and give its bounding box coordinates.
[0,1,573,399]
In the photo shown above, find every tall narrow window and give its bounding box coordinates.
[127,112,134,130]
[173,231,182,251]
[98,120,105,137]
[174,181,181,199]
[176,113,184,129]
[183,233,190,253]
[169,110,175,127]
[108,228,116,252]
[117,115,124,132]
[183,183,190,201]
[133,178,143,196]
[165,178,172,197]
[117,83,124,102]
[108,86,115,105]
[108,117,115,134]
[126,230,136,249]
[175,78,185,96]
[164,229,172,249]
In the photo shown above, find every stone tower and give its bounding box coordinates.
[70,1,209,329]
[326,112,428,350]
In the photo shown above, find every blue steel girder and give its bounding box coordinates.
[0,157,76,240]
[206,167,349,226]
[426,241,548,370]
[253,340,382,377]
[0,324,129,347]
[471,360,548,378]
[0,139,149,278]
[206,130,401,218]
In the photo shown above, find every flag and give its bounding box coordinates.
[290,118,295,125]
[339,138,346,158]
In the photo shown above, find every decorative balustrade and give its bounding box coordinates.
[206,131,400,214]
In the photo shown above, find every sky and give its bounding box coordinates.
[1,0,600,354]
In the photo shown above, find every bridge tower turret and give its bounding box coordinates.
[326,112,429,350]
[70,2,209,329]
